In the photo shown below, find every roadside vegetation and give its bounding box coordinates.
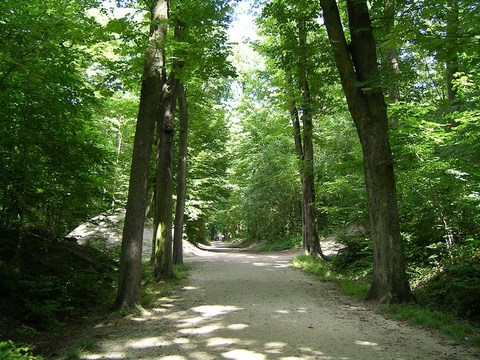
[0,228,189,359]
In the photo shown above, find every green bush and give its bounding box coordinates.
[257,236,302,252]
[330,234,373,278]
[0,341,43,360]
[0,231,117,332]
[414,241,480,318]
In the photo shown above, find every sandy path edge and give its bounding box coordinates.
[55,244,479,360]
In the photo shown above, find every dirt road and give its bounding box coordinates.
[71,243,478,359]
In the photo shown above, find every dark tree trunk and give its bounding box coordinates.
[298,18,325,259]
[320,0,412,303]
[114,0,168,309]
[173,82,187,265]
[153,75,177,279]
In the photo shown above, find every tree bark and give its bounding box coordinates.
[297,18,325,259]
[173,82,188,265]
[114,0,168,309]
[153,75,177,279]
[320,0,412,303]
[383,0,400,105]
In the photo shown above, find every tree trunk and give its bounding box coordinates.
[173,82,188,265]
[320,0,412,303]
[446,0,459,105]
[298,18,325,259]
[383,0,400,105]
[153,75,177,279]
[283,66,308,253]
[114,0,168,310]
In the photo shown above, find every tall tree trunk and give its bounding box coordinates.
[298,18,325,259]
[173,82,188,265]
[283,65,307,253]
[320,0,412,303]
[446,0,459,105]
[153,75,177,279]
[114,0,168,309]
[383,0,400,105]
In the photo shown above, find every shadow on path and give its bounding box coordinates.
[62,243,478,360]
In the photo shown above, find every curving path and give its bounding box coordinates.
[69,243,479,360]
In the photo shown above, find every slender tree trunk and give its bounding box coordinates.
[150,186,157,265]
[114,0,168,309]
[446,0,459,105]
[298,18,325,259]
[320,0,412,303]
[283,66,308,253]
[173,82,188,265]
[153,75,177,279]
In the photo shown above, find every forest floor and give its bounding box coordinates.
[53,241,479,360]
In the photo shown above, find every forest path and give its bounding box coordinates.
[72,243,478,360]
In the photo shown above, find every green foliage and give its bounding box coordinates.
[0,231,117,331]
[384,304,480,345]
[315,114,367,232]
[256,236,302,252]
[225,61,302,242]
[0,341,43,360]
[169,0,236,82]
[293,254,334,279]
[0,0,121,236]
[414,240,480,318]
[390,103,480,269]
[185,215,209,245]
[330,234,373,279]
[173,264,190,280]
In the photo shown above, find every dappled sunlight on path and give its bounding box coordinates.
[73,245,479,360]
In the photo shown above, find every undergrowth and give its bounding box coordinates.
[256,236,302,252]
[141,262,190,308]
[292,254,369,300]
[0,229,118,359]
[384,304,480,346]
[0,231,117,331]
[0,341,43,360]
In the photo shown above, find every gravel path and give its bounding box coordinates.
[71,243,479,360]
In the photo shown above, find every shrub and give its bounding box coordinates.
[414,240,480,318]
[0,230,117,332]
[0,341,43,360]
[330,234,373,279]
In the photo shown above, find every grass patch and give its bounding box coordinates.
[292,254,369,300]
[384,304,480,346]
[337,279,370,299]
[141,263,190,308]
[256,236,302,252]
[173,264,189,280]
